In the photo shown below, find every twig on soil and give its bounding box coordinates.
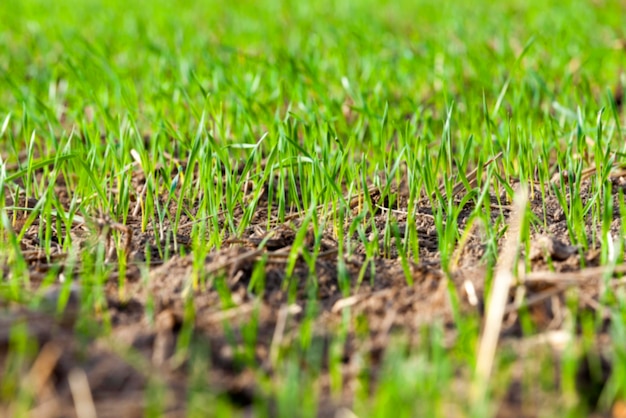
[505,270,624,317]
[475,185,527,391]
[331,289,393,314]
[550,165,597,186]
[464,280,479,307]
[501,264,626,315]
[331,295,366,313]
[131,181,147,217]
[267,304,302,369]
[205,248,265,276]
[505,272,626,321]
[68,368,97,418]
[26,341,63,397]
[523,264,626,283]
[449,220,482,306]
[550,160,626,186]
[503,330,572,353]
[579,292,610,318]
[204,303,256,325]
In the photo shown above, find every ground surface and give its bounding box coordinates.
[2,0,626,417]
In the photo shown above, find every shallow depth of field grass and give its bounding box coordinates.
[2,0,626,416]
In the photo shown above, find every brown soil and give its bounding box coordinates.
[2,170,625,417]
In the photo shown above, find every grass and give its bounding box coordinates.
[1,0,626,416]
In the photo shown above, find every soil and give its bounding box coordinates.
[2,167,626,417]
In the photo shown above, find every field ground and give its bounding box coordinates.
[2,0,626,417]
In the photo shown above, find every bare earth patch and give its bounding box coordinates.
[2,173,626,417]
